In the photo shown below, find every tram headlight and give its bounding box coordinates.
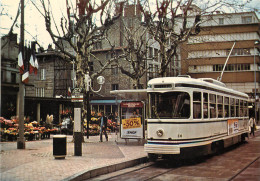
[156,129,164,137]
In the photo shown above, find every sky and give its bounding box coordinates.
[1,0,259,50]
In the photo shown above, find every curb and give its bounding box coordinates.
[62,156,148,181]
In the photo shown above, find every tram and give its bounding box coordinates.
[144,76,250,160]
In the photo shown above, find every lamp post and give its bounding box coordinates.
[17,0,25,149]
[84,72,105,139]
[254,40,259,122]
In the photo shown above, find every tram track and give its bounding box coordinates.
[89,138,260,181]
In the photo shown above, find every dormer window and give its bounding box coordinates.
[242,16,252,24]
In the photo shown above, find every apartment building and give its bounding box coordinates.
[181,11,260,118]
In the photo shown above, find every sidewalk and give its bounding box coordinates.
[0,133,147,181]
[1,127,260,181]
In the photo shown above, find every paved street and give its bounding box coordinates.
[0,133,147,181]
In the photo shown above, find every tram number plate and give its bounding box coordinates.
[122,118,141,129]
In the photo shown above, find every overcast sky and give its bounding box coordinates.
[1,0,259,49]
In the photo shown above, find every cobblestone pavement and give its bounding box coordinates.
[0,133,147,181]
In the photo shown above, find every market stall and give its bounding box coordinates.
[0,117,59,142]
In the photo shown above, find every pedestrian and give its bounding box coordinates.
[249,117,256,136]
[99,112,108,142]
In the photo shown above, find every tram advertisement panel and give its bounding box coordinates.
[120,101,144,139]
[228,119,239,135]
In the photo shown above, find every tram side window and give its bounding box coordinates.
[243,101,248,117]
[203,93,209,119]
[245,101,248,117]
[217,95,223,118]
[235,99,239,117]
[209,94,216,118]
[240,100,244,117]
[193,92,201,119]
[224,97,230,118]
[230,98,235,117]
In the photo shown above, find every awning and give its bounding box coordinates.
[90,100,122,105]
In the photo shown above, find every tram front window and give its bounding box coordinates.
[150,92,190,119]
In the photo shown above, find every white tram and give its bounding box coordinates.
[144,76,250,160]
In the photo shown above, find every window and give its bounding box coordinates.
[149,47,153,58]
[209,94,216,118]
[203,93,208,119]
[224,97,229,118]
[36,87,45,97]
[235,99,239,117]
[111,84,119,90]
[244,101,248,117]
[219,18,224,25]
[154,65,159,77]
[150,92,190,119]
[40,69,46,80]
[88,62,94,72]
[239,100,244,117]
[242,16,252,24]
[217,95,223,118]
[226,48,251,56]
[11,73,16,83]
[193,92,201,119]
[111,65,118,75]
[154,49,159,61]
[213,64,250,72]
[230,98,235,117]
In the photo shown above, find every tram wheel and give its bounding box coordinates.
[148,153,158,162]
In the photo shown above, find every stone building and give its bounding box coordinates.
[24,45,73,124]
[1,33,20,118]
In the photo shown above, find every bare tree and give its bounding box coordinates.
[37,0,122,137]
[138,0,252,77]
[117,13,153,89]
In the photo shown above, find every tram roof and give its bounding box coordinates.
[147,77,248,99]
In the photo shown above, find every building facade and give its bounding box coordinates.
[181,11,260,118]
[1,33,20,118]
[24,46,73,124]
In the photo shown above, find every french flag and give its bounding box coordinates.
[18,51,24,74]
[34,57,38,75]
[22,71,29,83]
[29,54,35,74]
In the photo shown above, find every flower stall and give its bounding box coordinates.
[0,117,59,142]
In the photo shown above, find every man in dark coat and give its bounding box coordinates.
[99,112,108,142]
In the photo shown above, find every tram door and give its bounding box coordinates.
[120,101,144,139]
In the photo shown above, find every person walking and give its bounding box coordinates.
[249,117,256,137]
[99,112,108,142]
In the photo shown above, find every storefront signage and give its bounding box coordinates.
[121,102,143,108]
[71,88,83,102]
[71,94,83,102]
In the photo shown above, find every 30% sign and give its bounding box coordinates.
[122,117,141,129]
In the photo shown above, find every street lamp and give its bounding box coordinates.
[254,40,259,122]
[84,72,105,92]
